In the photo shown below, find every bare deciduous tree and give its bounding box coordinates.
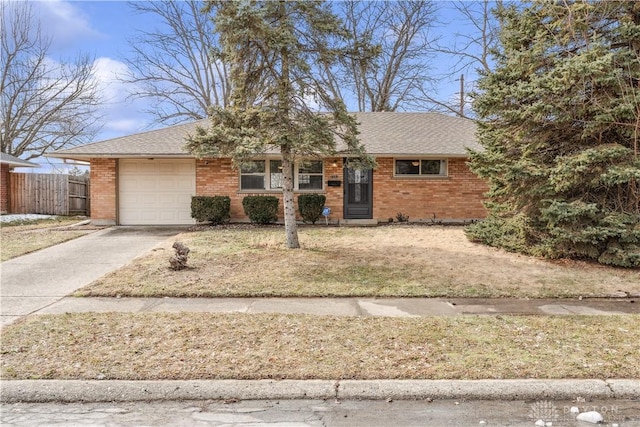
[319,0,438,112]
[122,0,231,125]
[428,0,500,118]
[0,1,100,160]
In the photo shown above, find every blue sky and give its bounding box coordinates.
[28,0,482,169]
[33,1,160,142]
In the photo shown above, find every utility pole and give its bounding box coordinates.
[459,74,464,117]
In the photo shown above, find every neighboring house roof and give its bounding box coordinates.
[0,152,39,168]
[47,112,481,161]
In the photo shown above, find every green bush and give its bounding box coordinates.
[298,194,326,224]
[540,202,640,267]
[465,214,537,255]
[466,210,640,268]
[191,196,231,225]
[242,196,279,224]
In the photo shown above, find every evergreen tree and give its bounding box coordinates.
[186,0,373,249]
[468,1,640,267]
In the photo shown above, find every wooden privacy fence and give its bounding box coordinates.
[9,173,90,216]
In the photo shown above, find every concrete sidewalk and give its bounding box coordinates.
[36,295,640,317]
[0,227,184,327]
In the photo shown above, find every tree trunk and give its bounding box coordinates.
[277,0,300,249]
[281,146,300,249]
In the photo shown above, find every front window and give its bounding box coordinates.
[269,160,284,189]
[297,160,323,190]
[395,159,447,177]
[240,161,265,189]
[239,159,324,190]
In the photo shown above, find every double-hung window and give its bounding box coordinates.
[269,160,284,189]
[297,160,323,190]
[239,159,324,190]
[394,159,447,177]
[240,161,266,189]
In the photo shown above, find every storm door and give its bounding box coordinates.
[343,166,373,219]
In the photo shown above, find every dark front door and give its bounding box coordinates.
[344,166,373,219]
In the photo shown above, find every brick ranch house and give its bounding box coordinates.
[47,112,488,225]
[1,153,38,214]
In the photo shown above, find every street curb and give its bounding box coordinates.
[2,379,639,403]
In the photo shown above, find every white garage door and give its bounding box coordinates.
[119,159,196,225]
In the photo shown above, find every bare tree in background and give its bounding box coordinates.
[120,0,493,119]
[319,0,438,112]
[428,0,499,118]
[0,1,100,160]
[122,0,230,125]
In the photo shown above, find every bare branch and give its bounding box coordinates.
[0,1,100,160]
[121,0,231,126]
[429,0,502,118]
[318,0,439,112]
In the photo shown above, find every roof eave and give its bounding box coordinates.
[45,153,196,161]
[367,152,471,158]
[46,152,474,161]
[2,160,39,168]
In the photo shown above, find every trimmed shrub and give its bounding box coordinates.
[191,196,231,225]
[242,195,279,224]
[298,194,326,224]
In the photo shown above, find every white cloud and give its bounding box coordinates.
[33,0,104,52]
[93,57,130,103]
[106,119,147,134]
[91,57,153,139]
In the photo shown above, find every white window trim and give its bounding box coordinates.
[239,160,267,191]
[393,158,448,178]
[239,158,324,191]
[296,160,324,192]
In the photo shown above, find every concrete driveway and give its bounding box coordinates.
[0,227,183,327]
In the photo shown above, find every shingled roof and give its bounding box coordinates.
[0,152,38,168]
[48,112,480,161]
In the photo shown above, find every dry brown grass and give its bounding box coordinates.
[2,313,637,380]
[77,226,640,299]
[0,218,92,261]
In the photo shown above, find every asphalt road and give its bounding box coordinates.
[2,398,639,426]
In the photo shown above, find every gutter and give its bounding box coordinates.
[44,153,197,162]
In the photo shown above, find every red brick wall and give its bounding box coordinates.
[323,158,344,220]
[89,158,117,224]
[1,164,9,214]
[90,156,485,225]
[196,157,486,222]
[373,157,487,221]
[196,158,246,219]
[196,158,345,222]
